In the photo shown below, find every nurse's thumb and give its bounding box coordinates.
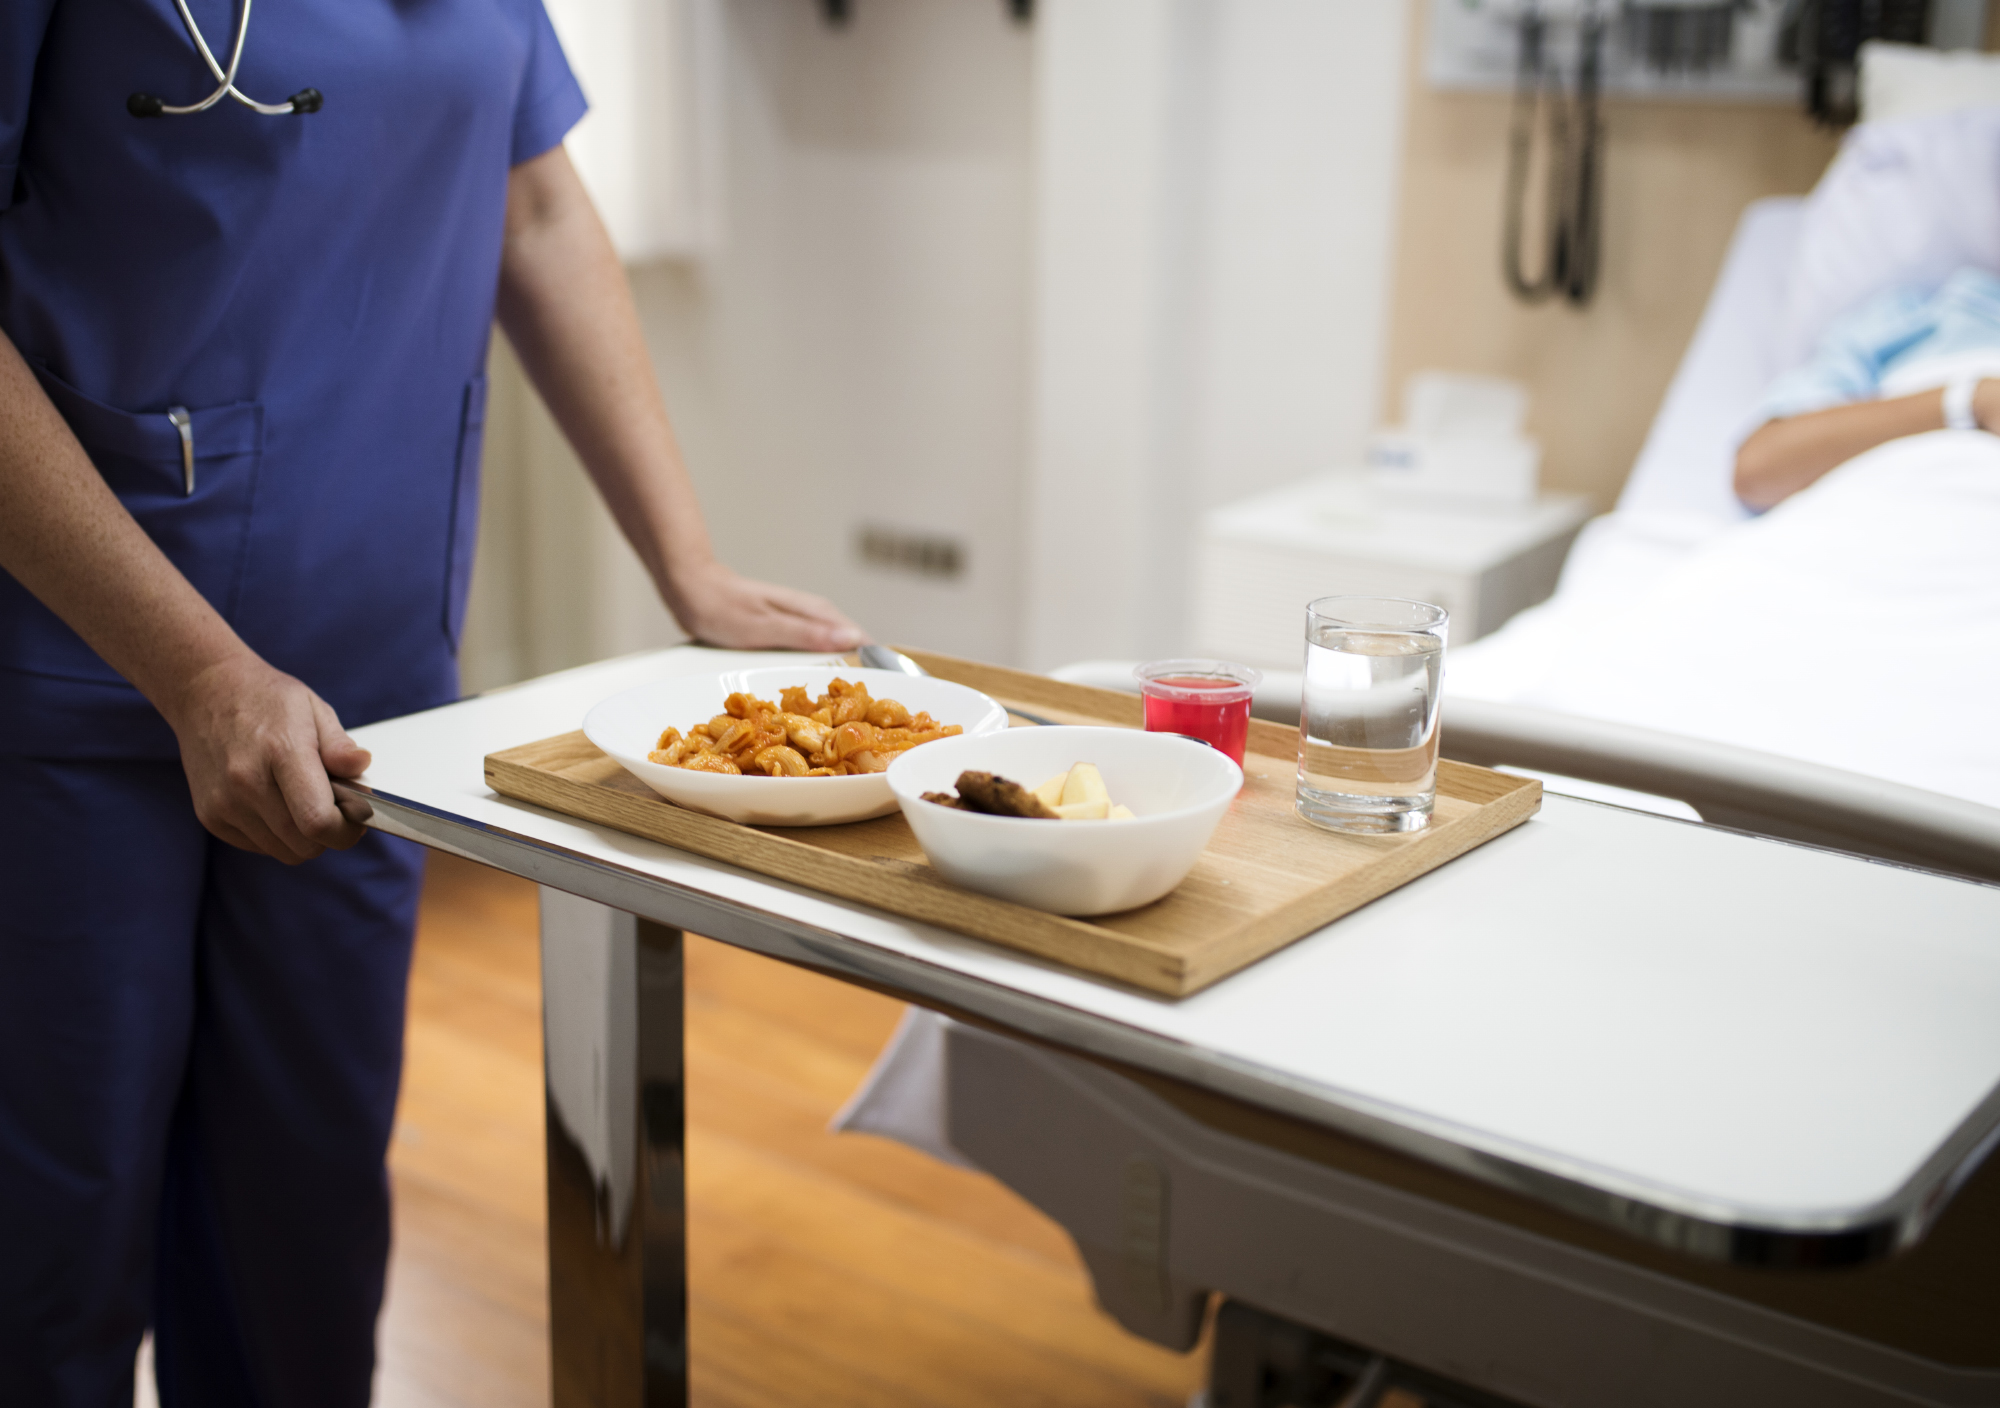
[324,733,372,778]
[312,695,373,779]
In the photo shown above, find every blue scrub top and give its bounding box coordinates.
[0,0,587,757]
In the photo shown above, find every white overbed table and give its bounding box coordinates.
[346,647,2000,1407]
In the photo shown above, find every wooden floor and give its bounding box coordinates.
[375,852,1212,1408]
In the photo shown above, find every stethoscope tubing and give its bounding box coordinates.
[151,0,310,117]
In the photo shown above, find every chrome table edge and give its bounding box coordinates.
[346,781,2000,1269]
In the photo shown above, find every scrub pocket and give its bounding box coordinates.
[442,375,487,651]
[0,364,263,684]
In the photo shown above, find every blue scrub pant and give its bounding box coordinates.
[0,753,425,1408]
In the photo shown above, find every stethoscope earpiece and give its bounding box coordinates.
[129,0,319,119]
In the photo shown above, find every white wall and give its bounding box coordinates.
[649,0,1036,664]
[461,0,1410,689]
[463,0,1035,690]
[543,0,722,260]
[1022,0,1411,669]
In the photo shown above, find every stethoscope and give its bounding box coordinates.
[127,0,322,118]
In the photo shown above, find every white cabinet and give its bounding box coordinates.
[1192,476,1592,669]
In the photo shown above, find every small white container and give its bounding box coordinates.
[886,726,1243,916]
[585,666,1009,827]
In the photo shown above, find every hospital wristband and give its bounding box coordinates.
[1943,373,1982,433]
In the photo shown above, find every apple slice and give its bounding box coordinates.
[1031,773,1068,809]
[1060,762,1109,807]
[1053,799,1110,821]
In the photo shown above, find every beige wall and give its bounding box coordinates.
[1381,6,1842,509]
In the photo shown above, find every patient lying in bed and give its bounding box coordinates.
[1735,268,2000,510]
[1445,192,2000,810]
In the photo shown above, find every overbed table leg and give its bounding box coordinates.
[540,891,690,1407]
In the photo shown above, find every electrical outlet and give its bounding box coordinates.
[855,525,966,579]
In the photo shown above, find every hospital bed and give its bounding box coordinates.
[1053,193,2000,886]
[840,124,2000,1407]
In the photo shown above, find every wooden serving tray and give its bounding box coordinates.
[484,650,1541,997]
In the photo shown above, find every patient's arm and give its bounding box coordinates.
[1733,379,2000,511]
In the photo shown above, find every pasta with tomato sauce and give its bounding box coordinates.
[648,678,963,777]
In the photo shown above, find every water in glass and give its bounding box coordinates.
[1297,625,1444,833]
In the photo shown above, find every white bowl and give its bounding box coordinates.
[886,726,1243,916]
[584,666,1010,826]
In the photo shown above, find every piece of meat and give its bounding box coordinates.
[920,791,968,809]
[954,771,1059,819]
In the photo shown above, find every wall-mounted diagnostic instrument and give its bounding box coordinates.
[1427,0,1991,306]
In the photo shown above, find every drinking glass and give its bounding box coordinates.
[1135,659,1262,766]
[1295,596,1448,834]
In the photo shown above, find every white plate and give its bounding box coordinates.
[886,726,1243,915]
[583,666,1010,826]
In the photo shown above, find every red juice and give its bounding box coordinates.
[1141,676,1254,764]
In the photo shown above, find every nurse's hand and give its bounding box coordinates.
[667,560,868,654]
[165,653,374,863]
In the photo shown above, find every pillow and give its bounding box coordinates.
[1612,198,1798,526]
[1860,41,2000,124]
[1773,106,2000,371]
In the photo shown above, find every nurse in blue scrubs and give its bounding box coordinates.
[0,2,861,1404]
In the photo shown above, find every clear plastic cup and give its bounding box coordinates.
[1134,659,1263,766]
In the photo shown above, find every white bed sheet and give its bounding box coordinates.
[1450,148,2000,811]
[1443,199,1802,739]
[1452,432,2000,808]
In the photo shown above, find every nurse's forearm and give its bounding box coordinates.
[1732,381,2000,510]
[494,149,716,598]
[0,332,251,710]
[495,147,862,652]
[0,330,368,860]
